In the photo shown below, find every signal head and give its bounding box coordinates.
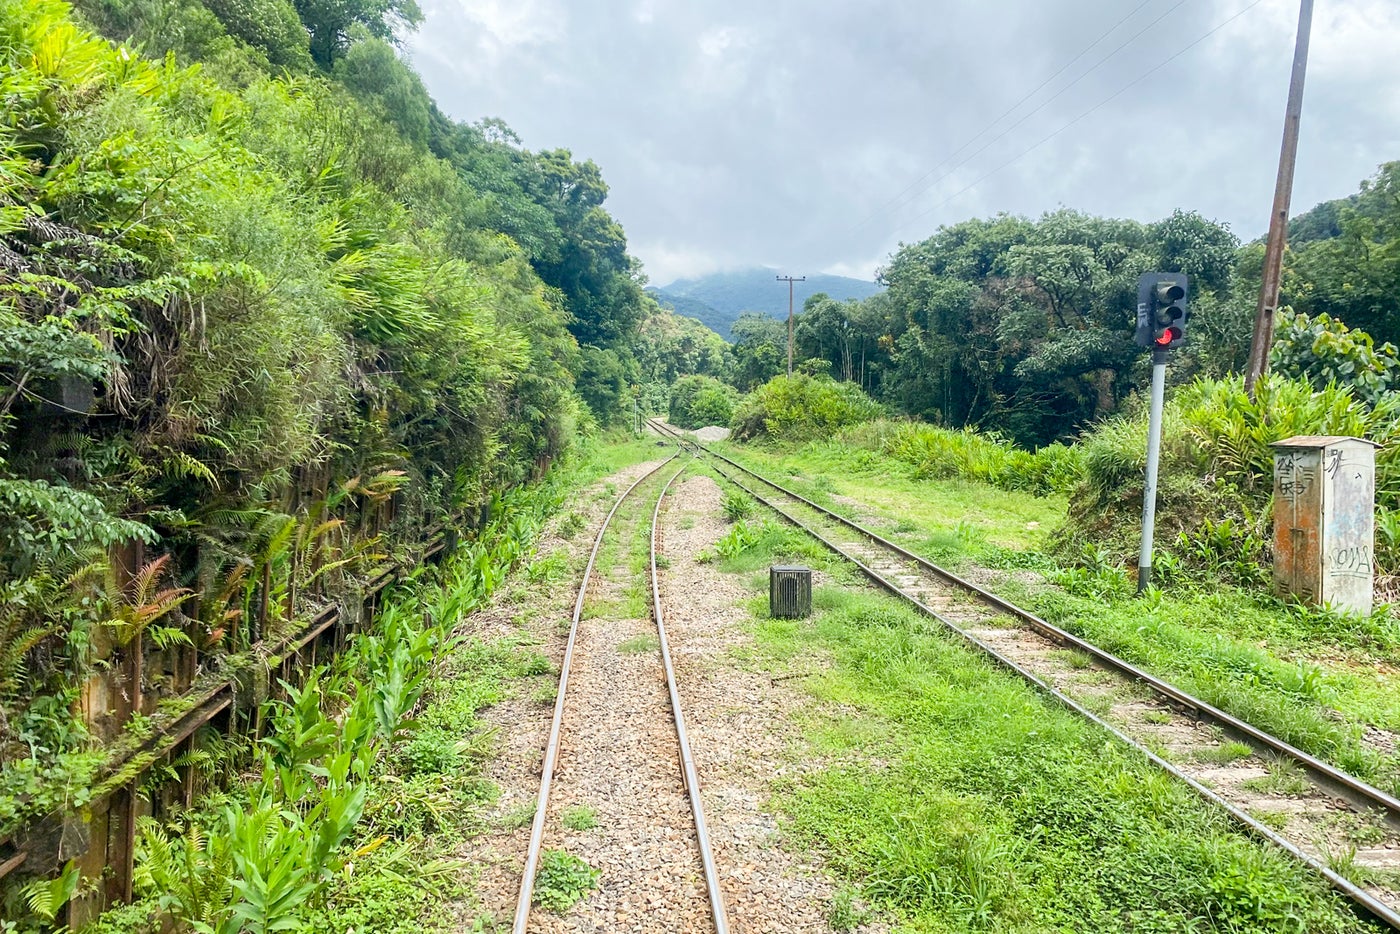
[1135,272,1189,350]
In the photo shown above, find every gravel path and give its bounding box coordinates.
[657,473,887,933]
[451,461,884,932]
[530,464,709,934]
[448,459,672,930]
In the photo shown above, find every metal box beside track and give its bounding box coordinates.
[1271,435,1378,616]
[770,566,812,618]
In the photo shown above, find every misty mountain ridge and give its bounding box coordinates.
[648,267,882,339]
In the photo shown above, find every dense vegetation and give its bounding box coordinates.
[0,0,663,922]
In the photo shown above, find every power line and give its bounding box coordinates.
[892,0,1271,238]
[848,0,1160,235]
[851,0,1192,237]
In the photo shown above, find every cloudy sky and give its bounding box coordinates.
[405,0,1400,286]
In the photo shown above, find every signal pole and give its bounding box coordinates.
[1135,273,1189,594]
[1244,0,1314,397]
[776,275,805,376]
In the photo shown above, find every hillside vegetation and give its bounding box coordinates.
[0,0,662,921]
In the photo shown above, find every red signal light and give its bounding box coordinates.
[1155,327,1181,346]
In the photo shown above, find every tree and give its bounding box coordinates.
[1283,162,1400,347]
[293,0,423,67]
[729,313,786,391]
[794,293,893,394]
[879,209,1239,445]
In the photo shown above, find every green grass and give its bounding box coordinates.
[745,587,1371,932]
[618,634,659,654]
[713,439,1064,554]
[1195,741,1255,765]
[691,479,1376,933]
[716,435,1400,797]
[1009,579,1400,793]
[561,805,599,831]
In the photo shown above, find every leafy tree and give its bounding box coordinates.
[333,38,433,149]
[204,0,312,68]
[794,292,893,394]
[631,303,730,384]
[292,0,422,66]
[1271,310,1398,406]
[668,375,735,429]
[879,209,1239,445]
[729,313,786,390]
[1284,162,1400,347]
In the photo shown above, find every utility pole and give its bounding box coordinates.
[1244,0,1314,397]
[776,275,805,376]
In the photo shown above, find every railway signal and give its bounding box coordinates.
[1134,272,1188,593]
[1135,272,1189,349]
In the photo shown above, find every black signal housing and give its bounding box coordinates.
[1135,272,1189,350]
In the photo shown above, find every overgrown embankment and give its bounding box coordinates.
[0,0,647,921]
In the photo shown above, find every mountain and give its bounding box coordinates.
[648,267,882,339]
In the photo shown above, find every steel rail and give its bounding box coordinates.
[651,461,731,934]
[643,419,1400,930]
[672,424,1400,823]
[512,450,680,933]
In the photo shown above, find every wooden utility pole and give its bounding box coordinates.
[1244,0,1314,397]
[777,274,805,376]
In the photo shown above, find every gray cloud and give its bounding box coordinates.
[406,0,1400,285]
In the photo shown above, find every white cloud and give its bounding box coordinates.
[407,0,1400,284]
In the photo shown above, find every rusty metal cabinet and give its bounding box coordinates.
[1271,435,1378,616]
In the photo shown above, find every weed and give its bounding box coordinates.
[533,849,600,913]
[526,551,570,584]
[1249,808,1290,832]
[532,684,558,706]
[1196,741,1254,765]
[513,650,552,677]
[558,512,587,540]
[1241,756,1313,797]
[618,634,659,655]
[1324,842,1362,883]
[561,805,598,831]
[828,886,872,930]
[1053,649,1095,670]
[721,489,755,523]
[500,802,536,830]
[715,521,763,559]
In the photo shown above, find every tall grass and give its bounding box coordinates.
[1063,374,1400,570]
[846,420,1082,496]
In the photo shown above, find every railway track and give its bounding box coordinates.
[648,418,1400,931]
[512,449,729,933]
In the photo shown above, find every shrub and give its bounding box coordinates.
[871,420,1081,496]
[1058,373,1400,565]
[669,375,736,429]
[1271,311,1399,407]
[730,375,882,442]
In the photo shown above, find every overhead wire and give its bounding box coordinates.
[892,0,1272,237]
[847,0,1160,235]
[851,0,1195,237]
